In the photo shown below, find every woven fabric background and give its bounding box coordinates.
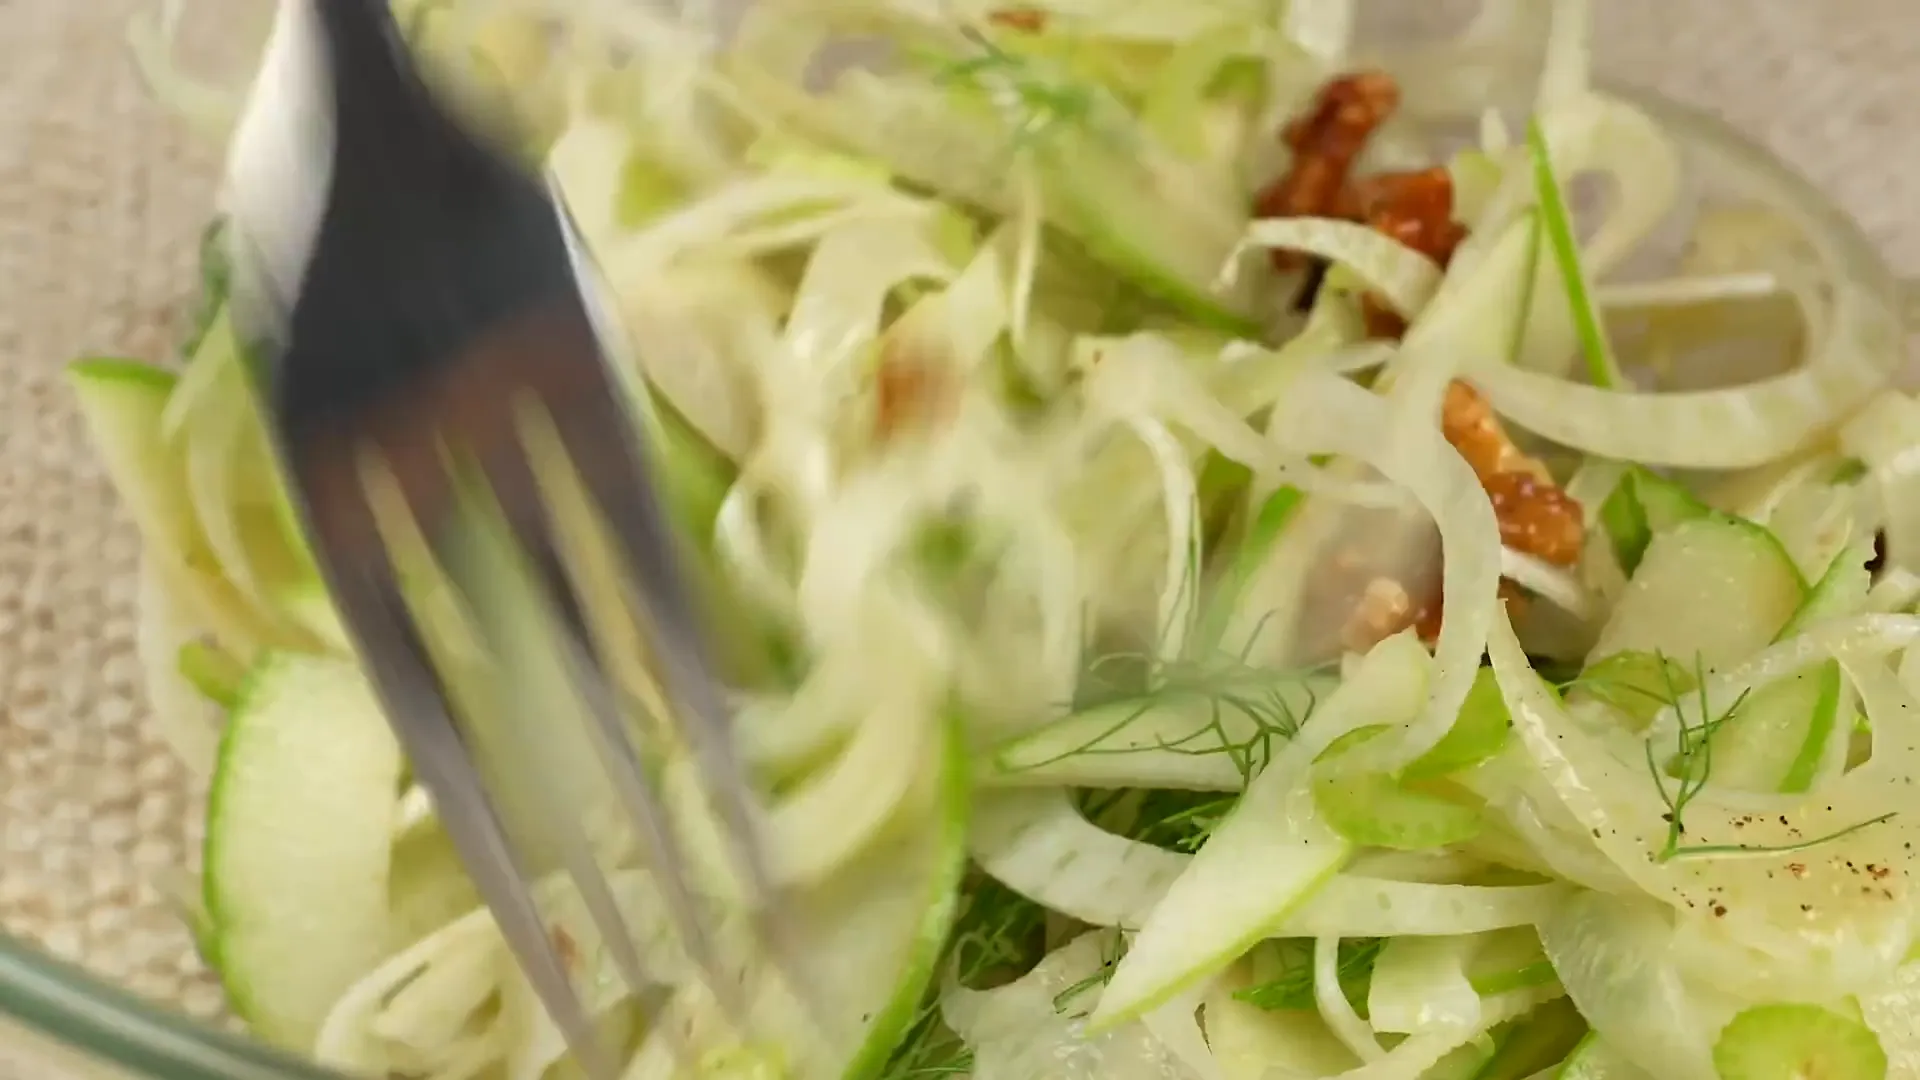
[0,0,1916,1076]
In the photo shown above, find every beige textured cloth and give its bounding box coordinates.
[0,0,1916,1076]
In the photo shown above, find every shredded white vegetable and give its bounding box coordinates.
[100,0,1920,1075]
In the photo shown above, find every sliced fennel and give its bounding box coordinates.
[68,358,273,653]
[943,931,1197,1080]
[1366,935,1483,1035]
[1527,119,1619,389]
[1089,632,1430,1030]
[136,558,227,774]
[968,789,1187,929]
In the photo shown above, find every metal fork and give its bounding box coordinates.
[223,0,771,1070]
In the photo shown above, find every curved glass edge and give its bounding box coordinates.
[0,933,346,1080]
[1616,85,1903,301]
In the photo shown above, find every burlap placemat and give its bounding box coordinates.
[1,0,1916,1076]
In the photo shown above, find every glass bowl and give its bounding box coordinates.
[1,1,1916,1078]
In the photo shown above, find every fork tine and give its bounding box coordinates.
[453,455,745,1028]
[535,384,776,909]
[317,544,619,1080]
[550,626,749,1049]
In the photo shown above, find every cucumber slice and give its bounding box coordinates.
[1778,537,1875,639]
[1556,1033,1656,1079]
[1598,466,1713,575]
[1708,660,1841,793]
[1711,1003,1887,1080]
[1088,635,1430,1030]
[1700,535,1860,788]
[1586,515,1805,673]
[204,654,404,1050]
[1404,667,1513,780]
[1312,726,1482,851]
[1568,650,1694,730]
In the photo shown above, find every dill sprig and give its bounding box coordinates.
[1232,938,1383,1012]
[1035,582,1325,787]
[1026,649,1322,785]
[1642,652,1749,861]
[1050,933,1125,1016]
[878,878,1050,1079]
[1570,650,1899,863]
[931,28,1104,154]
[1558,650,1696,729]
[1125,790,1240,853]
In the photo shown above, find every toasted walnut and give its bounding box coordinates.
[1440,381,1550,483]
[1484,471,1585,567]
[1405,578,1530,646]
[987,7,1047,31]
[1349,166,1469,339]
[1338,382,1584,645]
[1343,576,1416,654]
[1253,72,1401,269]
[1439,381,1585,567]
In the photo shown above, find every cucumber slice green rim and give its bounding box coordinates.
[1711,1002,1887,1080]
[1779,661,1843,794]
[1599,466,1710,575]
[1598,467,1807,592]
[1777,538,1874,641]
[202,653,404,1051]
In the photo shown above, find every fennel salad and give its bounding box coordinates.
[73,0,1920,1076]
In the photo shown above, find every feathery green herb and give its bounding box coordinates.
[1579,651,1900,862]
[1233,938,1384,1012]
